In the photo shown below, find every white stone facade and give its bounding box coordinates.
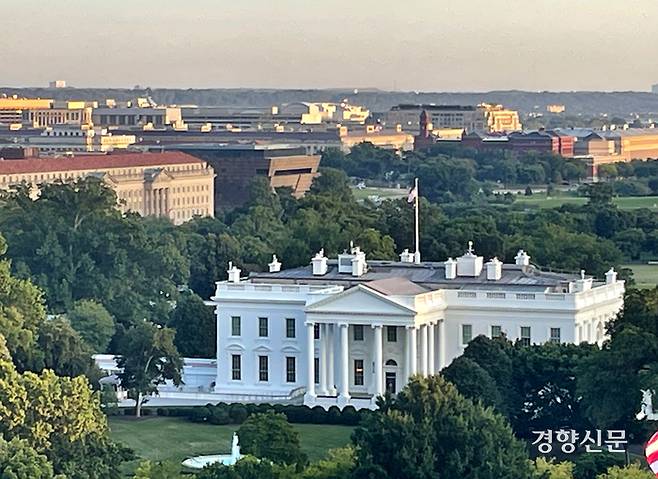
[205,246,624,410]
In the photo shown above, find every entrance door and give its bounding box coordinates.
[385,372,396,394]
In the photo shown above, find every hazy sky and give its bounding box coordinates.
[3,0,658,91]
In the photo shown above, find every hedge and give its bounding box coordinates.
[151,402,369,426]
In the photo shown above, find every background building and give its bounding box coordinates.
[0,151,214,224]
[0,97,53,125]
[384,103,521,133]
[164,144,320,209]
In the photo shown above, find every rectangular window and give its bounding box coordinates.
[550,327,561,344]
[258,317,268,337]
[258,355,268,382]
[231,316,241,336]
[520,326,531,346]
[461,324,473,345]
[314,357,319,385]
[314,323,320,340]
[286,318,296,338]
[491,325,502,339]
[353,325,364,341]
[387,326,397,342]
[231,354,241,381]
[354,359,364,386]
[286,357,296,383]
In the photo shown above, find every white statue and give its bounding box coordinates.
[231,432,241,461]
[637,389,658,421]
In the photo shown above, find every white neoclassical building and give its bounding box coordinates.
[206,244,624,410]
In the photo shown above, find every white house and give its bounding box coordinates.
[206,244,624,410]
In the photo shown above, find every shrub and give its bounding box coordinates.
[228,403,248,424]
[209,407,230,425]
[311,406,328,424]
[191,406,211,423]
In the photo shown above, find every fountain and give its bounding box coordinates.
[181,432,242,470]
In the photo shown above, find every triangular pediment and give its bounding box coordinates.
[306,284,415,316]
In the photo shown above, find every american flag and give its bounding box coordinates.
[645,430,658,476]
[407,185,418,203]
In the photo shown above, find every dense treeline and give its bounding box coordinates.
[322,143,587,202]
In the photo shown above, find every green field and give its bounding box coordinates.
[351,186,407,201]
[622,264,658,289]
[513,195,658,210]
[109,416,354,474]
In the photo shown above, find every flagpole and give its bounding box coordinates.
[414,177,420,264]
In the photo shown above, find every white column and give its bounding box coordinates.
[327,324,336,395]
[305,322,316,401]
[438,320,446,370]
[428,322,435,374]
[338,323,350,405]
[319,324,328,396]
[406,326,417,378]
[372,324,383,399]
[420,324,428,376]
[213,309,222,392]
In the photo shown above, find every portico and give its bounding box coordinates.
[303,282,446,409]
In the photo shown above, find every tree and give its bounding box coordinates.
[67,299,115,353]
[31,317,95,378]
[302,447,355,479]
[309,168,353,201]
[596,464,654,479]
[0,333,129,478]
[169,292,216,358]
[533,457,574,479]
[583,183,613,206]
[197,456,291,479]
[0,239,47,372]
[0,178,190,327]
[352,376,532,479]
[117,321,183,417]
[133,460,182,479]
[238,412,307,466]
[0,436,56,479]
[441,356,503,410]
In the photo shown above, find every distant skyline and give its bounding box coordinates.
[3,0,658,92]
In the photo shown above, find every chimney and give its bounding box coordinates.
[312,249,328,276]
[227,261,241,284]
[515,249,530,266]
[574,269,593,292]
[486,257,503,281]
[456,241,484,277]
[399,249,415,263]
[351,247,367,277]
[605,267,618,284]
[444,258,457,280]
[268,254,281,273]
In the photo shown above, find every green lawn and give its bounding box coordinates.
[513,195,658,210]
[622,264,658,289]
[109,416,354,475]
[351,186,407,201]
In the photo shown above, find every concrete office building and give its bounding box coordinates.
[25,125,136,154]
[0,152,214,224]
[92,106,182,128]
[0,97,54,125]
[385,103,521,133]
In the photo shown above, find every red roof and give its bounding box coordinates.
[0,152,205,175]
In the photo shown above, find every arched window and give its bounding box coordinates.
[385,359,397,367]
